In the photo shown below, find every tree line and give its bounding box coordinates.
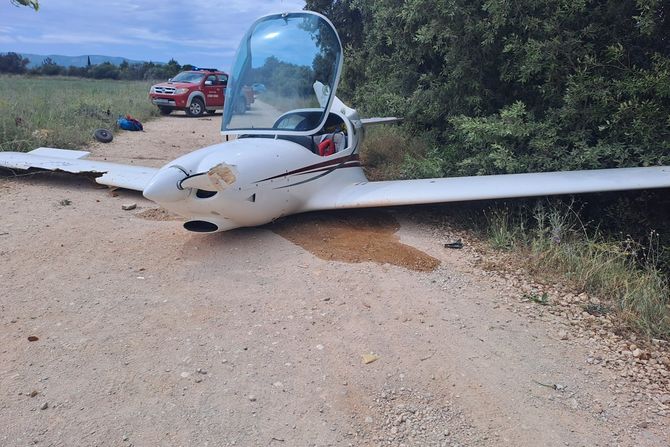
[0,52,189,80]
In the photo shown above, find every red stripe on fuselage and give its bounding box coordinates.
[256,153,360,182]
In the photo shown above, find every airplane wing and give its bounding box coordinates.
[0,147,158,191]
[310,166,670,210]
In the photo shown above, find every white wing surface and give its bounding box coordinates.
[0,148,158,191]
[312,166,670,210]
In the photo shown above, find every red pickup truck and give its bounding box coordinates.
[149,69,253,117]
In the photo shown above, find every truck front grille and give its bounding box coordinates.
[154,86,176,94]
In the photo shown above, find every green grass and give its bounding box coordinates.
[488,202,670,339]
[0,75,159,152]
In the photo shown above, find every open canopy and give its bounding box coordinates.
[222,11,343,136]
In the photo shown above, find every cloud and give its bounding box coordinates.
[119,27,241,50]
[0,0,307,67]
[16,32,132,45]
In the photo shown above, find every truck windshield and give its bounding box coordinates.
[222,12,342,136]
[171,72,205,83]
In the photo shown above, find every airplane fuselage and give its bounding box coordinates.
[143,138,367,232]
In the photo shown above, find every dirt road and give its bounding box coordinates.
[1,115,668,446]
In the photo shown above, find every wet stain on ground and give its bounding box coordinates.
[270,210,440,272]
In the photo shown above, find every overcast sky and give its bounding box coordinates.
[0,0,306,70]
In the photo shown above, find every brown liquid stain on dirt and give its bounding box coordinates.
[271,210,440,272]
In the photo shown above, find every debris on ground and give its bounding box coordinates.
[117,115,143,131]
[362,353,380,364]
[444,239,464,249]
[533,380,567,391]
[121,203,137,211]
[93,128,113,143]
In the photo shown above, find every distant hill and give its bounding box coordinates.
[17,53,160,68]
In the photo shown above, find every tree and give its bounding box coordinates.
[66,65,88,77]
[164,58,181,78]
[10,0,38,10]
[39,57,62,76]
[90,62,119,79]
[87,56,91,67]
[143,65,165,80]
[0,52,29,73]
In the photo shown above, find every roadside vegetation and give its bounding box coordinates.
[0,75,158,152]
[484,201,669,339]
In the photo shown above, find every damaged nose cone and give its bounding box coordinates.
[207,163,238,190]
[143,166,189,203]
[180,162,238,191]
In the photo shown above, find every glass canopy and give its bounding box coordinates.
[222,12,342,136]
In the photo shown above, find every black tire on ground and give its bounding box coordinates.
[93,128,113,143]
[158,106,173,115]
[186,97,205,117]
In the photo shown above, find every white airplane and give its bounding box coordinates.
[1,11,669,233]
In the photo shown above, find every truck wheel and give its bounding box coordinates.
[93,128,113,143]
[186,98,205,117]
[158,106,173,116]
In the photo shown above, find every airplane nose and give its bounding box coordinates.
[143,166,190,203]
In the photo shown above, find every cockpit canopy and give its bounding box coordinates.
[222,12,342,136]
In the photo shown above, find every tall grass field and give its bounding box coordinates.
[0,75,159,152]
